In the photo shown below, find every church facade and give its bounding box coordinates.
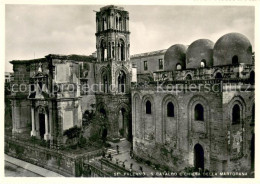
[7,5,254,173]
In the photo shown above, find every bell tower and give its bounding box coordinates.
[96,5,131,94]
[96,5,130,62]
[94,5,132,140]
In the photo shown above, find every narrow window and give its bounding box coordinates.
[232,104,240,124]
[215,72,223,79]
[176,64,182,70]
[144,61,148,71]
[195,104,204,121]
[232,55,239,65]
[201,59,206,68]
[146,100,152,114]
[186,74,192,80]
[167,102,174,117]
[159,59,163,70]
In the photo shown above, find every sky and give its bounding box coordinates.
[5,5,255,72]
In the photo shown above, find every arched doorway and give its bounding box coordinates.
[39,113,45,139]
[251,133,255,170]
[118,107,132,141]
[99,107,108,142]
[194,144,204,171]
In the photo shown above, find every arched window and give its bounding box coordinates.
[102,73,108,93]
[118,71,126,93]
[100,40,105,62]
[100,108,106,118]
[186,74,192,80]
[195,104,204,121]
[232,55,239,65]
[167,102,174,117]
[176,64,182,70]
[215,72,223,79]
[118,39,125,61]
[121,42,125,61]
[232,104,240,124]
[201,59,206,68]
[146,100,152,114]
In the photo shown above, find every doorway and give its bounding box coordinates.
[194,144,204,171]
[39,113,45,139]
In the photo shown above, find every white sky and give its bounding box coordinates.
[5,5,255,72]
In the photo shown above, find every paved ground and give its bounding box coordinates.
[106,139,158,176]
[5,154,64,177]
[5,161,42,177]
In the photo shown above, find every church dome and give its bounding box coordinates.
[164,44,187,71]
[213,33,252,66]
[186,39,214,69]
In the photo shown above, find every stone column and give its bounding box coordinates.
[44,113,49,140]
[30,107,36,136]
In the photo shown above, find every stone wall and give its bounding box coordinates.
[132,86,254,173]
[5,136,102,176]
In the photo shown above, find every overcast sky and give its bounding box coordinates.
[5,5,254,72]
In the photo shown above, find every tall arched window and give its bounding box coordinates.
[232,55,239,65]
[146,100,152,114]
[100,40,105,62]
[121,42,125,61]
[118,71,126,93]
[195,104,204,121]
[102,73,108,93]
[232,104,240,124]
[167,102,174,117]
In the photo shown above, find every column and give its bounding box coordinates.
[48,107,53,140]
[118,44,121,61]
[44,113,49,140]
[110,43,112,59]
[30,107,36,136]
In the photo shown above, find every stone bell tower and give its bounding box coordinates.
[95,5,132,141]
[95,5,131,94]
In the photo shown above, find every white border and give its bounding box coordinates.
[0,0,259,184]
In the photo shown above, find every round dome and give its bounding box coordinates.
[164,44,187,71]
[186,39,214,69]
[213,33,252,66]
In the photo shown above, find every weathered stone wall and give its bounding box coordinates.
[5,136,102,176]
[95,94,131,138]
[132,85,254,172]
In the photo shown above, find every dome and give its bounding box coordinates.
[213,33,252,66]
[186,39,214,69]
[164,44,187,71]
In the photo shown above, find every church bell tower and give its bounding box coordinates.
[95,5,131,94]
[94,5,132,140]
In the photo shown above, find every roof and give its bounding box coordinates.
[130,49,167,59]
[10,54,96,64]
